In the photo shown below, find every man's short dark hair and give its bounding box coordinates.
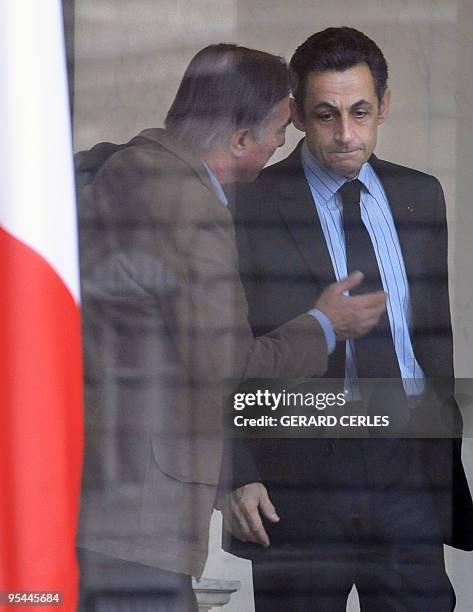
[290,27,388,112]
[165,44,292,154]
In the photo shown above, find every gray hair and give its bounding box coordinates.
[165,43,293,155]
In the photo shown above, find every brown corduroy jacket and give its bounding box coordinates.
[76,128,328,577]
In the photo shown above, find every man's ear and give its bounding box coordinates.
[377,89,391,125]
[290,98,306,133]
[229,128,254,158]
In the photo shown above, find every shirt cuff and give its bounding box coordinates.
[307,309,336,354]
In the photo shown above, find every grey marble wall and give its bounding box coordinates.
[73,2,473,610]
[455,0,473,377]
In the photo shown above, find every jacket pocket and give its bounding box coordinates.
[151,434,221,485]
[139,435,219,546]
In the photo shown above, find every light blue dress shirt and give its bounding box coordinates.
[301,141,425,397]
[203,161,228,207]
[203,160,336,355]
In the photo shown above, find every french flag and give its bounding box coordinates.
[0,1,84,609]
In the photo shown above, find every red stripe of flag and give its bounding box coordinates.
[0,227,83,610]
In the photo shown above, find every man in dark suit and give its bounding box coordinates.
[222,28,473,611]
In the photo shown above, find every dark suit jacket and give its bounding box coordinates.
[228,141,473,551]
[76,130,330,578]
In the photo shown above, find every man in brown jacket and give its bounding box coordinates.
[77,44,386,610]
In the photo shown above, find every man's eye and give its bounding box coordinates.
[354,110,368,119]
[318,113,333,122]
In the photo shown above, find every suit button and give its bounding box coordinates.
[324,442,336,455]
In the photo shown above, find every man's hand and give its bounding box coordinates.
[218,483,279,547]
[315,271,387,340]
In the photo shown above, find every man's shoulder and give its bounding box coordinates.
[78,128,208,188]
[369,155,442,189]
[232,145,303,217]
[244,144,302,186]
[78,128,223,227]
[98,128,194,175]
[83,128,214,211]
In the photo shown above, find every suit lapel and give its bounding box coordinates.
[275,149,422,293]
[369,156,413,243]
[369,155,423,333]
[275,143,337,287]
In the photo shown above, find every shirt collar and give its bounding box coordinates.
[202,161,228,206]
[301,140,371,208]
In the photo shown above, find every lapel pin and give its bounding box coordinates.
[407,205,415,213]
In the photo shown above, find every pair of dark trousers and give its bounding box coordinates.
[78,548,198,612]
[251,439,455,611]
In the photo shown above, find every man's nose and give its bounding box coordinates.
[335,117,353,144]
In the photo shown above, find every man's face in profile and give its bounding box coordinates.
[291,63,390,178]
[237,96,291,182]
